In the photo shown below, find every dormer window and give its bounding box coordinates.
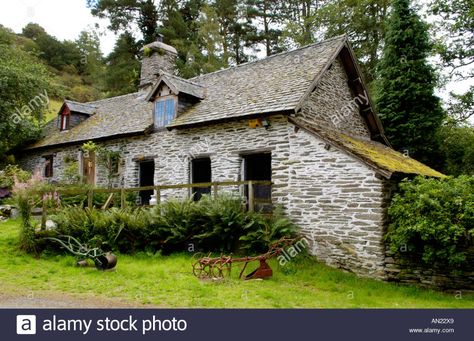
[57,100,96,132]
[154,97,176,128]
[60,111,70,131]
[146,73,205,129]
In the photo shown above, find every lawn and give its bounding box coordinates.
[0,219,473,308]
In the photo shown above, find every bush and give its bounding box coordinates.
[12,170,45,254]
[47,194,298,255]
[240,206,298,254]
[0,164,31,188]
[386,176,474,267]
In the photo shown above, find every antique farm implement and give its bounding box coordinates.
[45,235,117,270]
[192,237,300,280]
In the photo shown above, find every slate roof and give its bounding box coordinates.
[26,35,349,150]
[63,100,97,115]
[146,72,206,101]
[290,117,445,179]
[26,92,153,150]
[168,35,346,128]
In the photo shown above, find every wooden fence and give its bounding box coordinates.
[38,180,273,228]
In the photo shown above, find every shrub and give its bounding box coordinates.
[51,206,152,253]
[12,170,45,254]
[0,164,31,188]
[240,206,298,254]
[386,176,474,267]
[47,195,299,255]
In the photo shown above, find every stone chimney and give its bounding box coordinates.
[139,35,177,88]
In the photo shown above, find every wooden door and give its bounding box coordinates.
[83,151,96,185]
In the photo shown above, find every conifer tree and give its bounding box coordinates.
[375,0,445,166]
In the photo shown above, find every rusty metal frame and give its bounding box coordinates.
[192,237,300,280]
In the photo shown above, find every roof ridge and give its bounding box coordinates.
[85,92,140,105]
[65,99,98,107]
[189,34,347,81]
[162,72,205,88]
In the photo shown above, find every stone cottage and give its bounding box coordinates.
[18,35,443,279]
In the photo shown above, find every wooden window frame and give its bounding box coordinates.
[153,95,177,129]
[60,108,71,131]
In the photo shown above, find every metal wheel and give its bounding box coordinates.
[193,261,207,278]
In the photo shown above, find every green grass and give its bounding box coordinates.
[43,99,63,122]
[1,219,473,308]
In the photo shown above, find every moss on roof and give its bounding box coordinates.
[339,135,445,178]
[290,117,445,179]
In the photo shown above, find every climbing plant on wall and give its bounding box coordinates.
[81,141,123,188]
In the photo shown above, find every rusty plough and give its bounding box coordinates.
[45,235,117,270]
[192,237,300,280]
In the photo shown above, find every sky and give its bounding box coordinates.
[0,0,118,54]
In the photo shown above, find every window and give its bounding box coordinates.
[60,112,70,131]
[44,155,54,178]
[243,153,272,212]
[154,97,176,128]
[191,158,211,201]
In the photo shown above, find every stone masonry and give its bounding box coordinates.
[18,37,440,282]
[19,111,391,278]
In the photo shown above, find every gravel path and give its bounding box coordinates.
[0,286,148,308]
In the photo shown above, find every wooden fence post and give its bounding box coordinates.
[41,195,47,230]
[156,188,161,205]
[248,181,255,212]
[87,189,93,209]
[120,188,126,208]
[213,183,218,199]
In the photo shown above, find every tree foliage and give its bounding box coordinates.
[374,0,445,166]
[316,0,390,83]
[104,32,141,96]
[0,35,53,159]
[438,123,474,176]
[431,0,474,123]
[87,0,159,44]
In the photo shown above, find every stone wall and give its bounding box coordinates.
[18,115,390,278]
[384,248,474,290]
[17,58,395,278]
[286,126,389,278]
[19,145,82,183]
[299,57,371,138]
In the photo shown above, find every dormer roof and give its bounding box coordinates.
[60,100,97,116]
[145,72,206,101]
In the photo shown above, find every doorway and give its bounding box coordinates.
[191,158,211,201]
[82,151,96,185]
[243,153,272,211]
[139,160,155,205]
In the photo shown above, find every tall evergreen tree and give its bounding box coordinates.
[104,32,140,96]
[246,0,286,56]
[375,0,445,166]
